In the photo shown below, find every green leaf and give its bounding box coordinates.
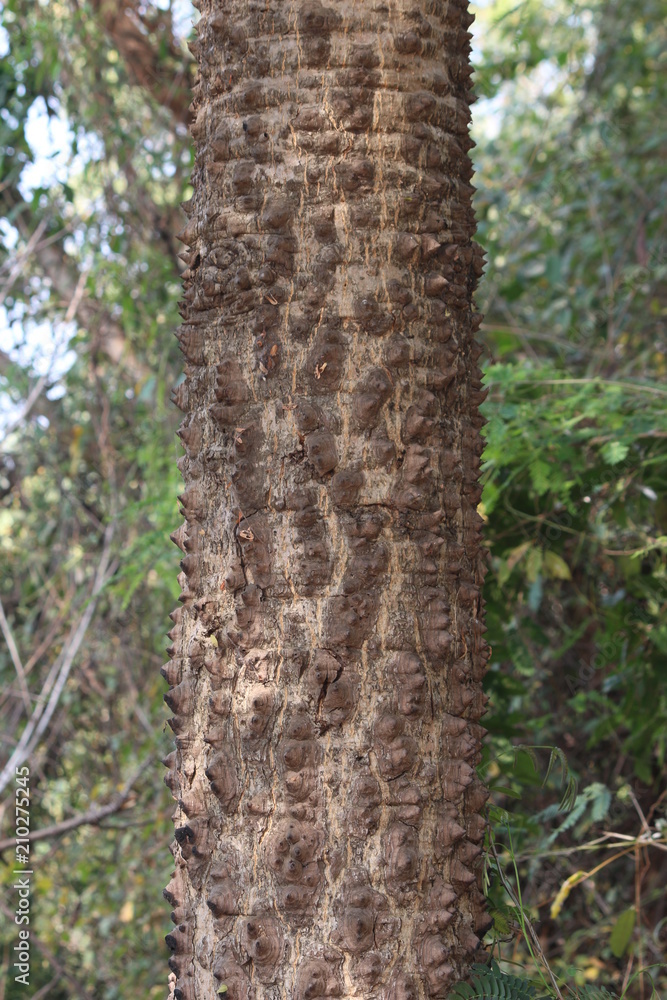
[601,440,630,465]
[447,962,543,1000]
[529,459,552,495]
[491,785,523,799]
[543,551,571,580]
[609,907,635,958]
[489,905,514,935]
[576,986,619,1000]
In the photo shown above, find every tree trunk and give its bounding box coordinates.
[163,1,490,997]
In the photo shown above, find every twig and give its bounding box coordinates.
[628,787,651,835]
[480,322,592,354]
[62,267,89,325]
[22,604,71,678]
[0,522,117,795]
[635,836,644,1000]
[0,218,49,308]
[520,377,667,397]
[118,657,154,737]
[0,373,50,444]
[489,828,565,1000]
[0,898,95,1000]
[0,221,77,279]
[646,789,667,824]
[31,976,61,1000]
[516,830,667,859]
[0,268,89,443]
[0,756,152,853]
[0,596,31,711]
[0,591,70,722]
[621,953,635,998]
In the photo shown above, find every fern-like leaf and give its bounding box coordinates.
[574,985,618,1000]
[448,962,546,1000]
[511,744,579,812]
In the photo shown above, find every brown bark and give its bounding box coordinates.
[164,1,490,998]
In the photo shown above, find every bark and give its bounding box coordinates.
[164,1,490,998]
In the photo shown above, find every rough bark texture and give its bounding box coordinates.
[164,1,490,998]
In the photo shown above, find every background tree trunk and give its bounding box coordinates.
[164,0,490,997]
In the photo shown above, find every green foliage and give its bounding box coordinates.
[0,0,665,996]
[480,333,667,791]
[574,988,619,1000]
[471,0,666,989]
[535,783,612,845]
[448,968,629,1000]
[516,746,579,812]
[448,962,546,1000]
[0,2,189,997]
[608,910,636,960]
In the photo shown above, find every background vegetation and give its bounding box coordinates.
[0,0,664,997]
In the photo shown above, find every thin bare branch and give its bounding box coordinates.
[62,266,90,324]
[32,976,61,1000]
[0,597,30,711]
[0,522,117,795]
[0,221,78,279]
[0,268,89,443]
[489,831,566,1000]
[1,192,148,379]
[0,218,48,308]
[0,756,152,853]
[0,899,95,1000]
[0,372,50,443]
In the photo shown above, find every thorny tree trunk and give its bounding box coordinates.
[163,0,490,998]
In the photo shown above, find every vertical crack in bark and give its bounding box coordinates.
[164,0,491,997]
